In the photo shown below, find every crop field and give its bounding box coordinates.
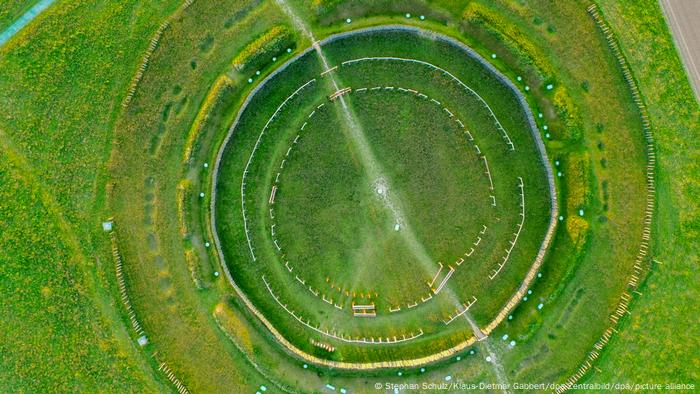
[0,0,697,393]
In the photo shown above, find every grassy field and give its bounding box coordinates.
[0,0,695,391]
[213,28,552,363]
[0,141,160,392]
[588,0,699,385]
[0,0,182,390]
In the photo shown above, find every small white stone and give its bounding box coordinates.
[346,18,351,23]
[510,340,516,347]
[546,84,554,90]
[557,171,562,177]
[486,356,492,363]
[527,289,532,295]
[214,271,220,277]
[537,272,542,278]
[559,215,564,221]
[394,224,400,231]
[517,76,522,81]
[502,334,508,340]
[538,112,543,118]
[256,70,261,75]
[579,209,584,216]
[538,303,544,310]
[205,242,210,248]
[287,48,292,53]
[272,57,277,61]
[525,86,530,91]
[420,367,426,372]
[456,356,461,361]
[445,375,452,381]
[419,15,425,20]
[248,78,253,83]
[491,53,497,59]
[397,371,402,376]
[199,192,205,197]
[545,133,550,138]
[405,13,411,18]
[543,125,548,130]
[203,162,209,168]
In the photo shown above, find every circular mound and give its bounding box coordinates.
[212,27,555,366]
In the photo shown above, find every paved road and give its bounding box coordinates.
[0,0,55,47]
[660,0,700,103]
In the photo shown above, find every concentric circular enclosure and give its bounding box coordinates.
[213,27,555,366]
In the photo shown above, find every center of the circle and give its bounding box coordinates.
[270,88,494,306]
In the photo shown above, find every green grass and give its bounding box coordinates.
[0,143,159,392]
[0,0,35,32]
[587,0,700,385]
[213,28,552,363]
[108,0,328,391]
[0,0,695,390]
[0,0,182,390]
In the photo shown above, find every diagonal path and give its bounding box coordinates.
[274,0,437,275]
[272,4,515,384]
[0,0,56,47]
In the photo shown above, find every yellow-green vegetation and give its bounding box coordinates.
[230,25,295,73]
[462,2,553,80]
[0,1,33,31]
[565,152,591,248]
[182,75,234,164]
[0,146,158,392]
[588,0,699,385]
[1,0,696,391]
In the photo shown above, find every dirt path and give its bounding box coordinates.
[0,0,56,47]
[660,0,700,102]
